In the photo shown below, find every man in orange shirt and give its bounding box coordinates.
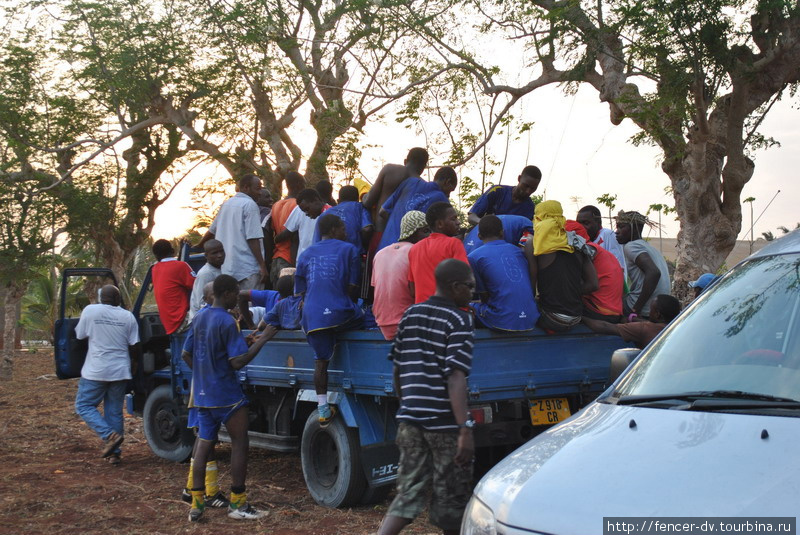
[408,201,468,303]
[267,171,305,287]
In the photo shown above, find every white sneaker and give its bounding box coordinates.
[227,503,267,520]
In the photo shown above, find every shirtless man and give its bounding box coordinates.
[362,147,428,233]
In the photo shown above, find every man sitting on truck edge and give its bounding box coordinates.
[371,210,430,340]
[377,258,475,535]
[408,200,468,303]
[582,294,681,349]
[295,214,364,426]
[523,200,598,332]
[468,215,539,331]
[188,239,225,323]
[74,285,140,465]
[615,210,672,319]
[182,275,274,522]
[151,239,196,334]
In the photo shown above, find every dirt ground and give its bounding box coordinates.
[0,349,441,535]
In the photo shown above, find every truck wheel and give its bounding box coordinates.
[300,409,367,508]
[143,384,193,462]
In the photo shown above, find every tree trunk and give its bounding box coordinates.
[306,106,353,184]
[1,282,26,381]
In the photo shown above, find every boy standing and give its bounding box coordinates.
[295,214,364,425]
[377,259,476,535]
[407,202,468,303]
[188,239,225,323]
[182,275,273,522]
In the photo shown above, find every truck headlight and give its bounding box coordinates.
[461,495,497,535]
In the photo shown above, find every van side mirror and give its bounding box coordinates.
[609,348,641,383]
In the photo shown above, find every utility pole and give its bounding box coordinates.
[743,197,755,255]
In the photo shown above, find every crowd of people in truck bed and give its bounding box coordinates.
[75,146,717,529]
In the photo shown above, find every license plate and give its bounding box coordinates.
[529,397,571,425]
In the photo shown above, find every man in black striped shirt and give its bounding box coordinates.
[378,259,475,535]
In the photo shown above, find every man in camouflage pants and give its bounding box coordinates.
[377,259,476,535]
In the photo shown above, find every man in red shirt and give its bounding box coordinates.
[151,239,196,334]
[408,202,468,303]
[565,220,624,322]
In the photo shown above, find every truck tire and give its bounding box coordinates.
[300,409,367,508]
[143,384,193,462]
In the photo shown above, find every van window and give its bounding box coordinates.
[615,253,800,402]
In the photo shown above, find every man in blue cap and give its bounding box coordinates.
[689,273,717,299]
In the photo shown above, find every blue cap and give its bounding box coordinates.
[688,273,716,289]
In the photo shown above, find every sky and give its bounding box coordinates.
[153,82,799,243]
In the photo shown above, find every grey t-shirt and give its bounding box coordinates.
[623,239,671,316]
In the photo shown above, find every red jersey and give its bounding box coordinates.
[408,233,469,303]
[583,243,624,317]
[152,259,195,334]
[270,198,298,263]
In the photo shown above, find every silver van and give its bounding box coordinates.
[462,232,800,535]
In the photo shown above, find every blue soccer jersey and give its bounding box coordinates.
[250,289,280,310]
[463,214,534,254]
[378,178,448,250]
[295,239,364,332]
[468,240,539,331]
[264,294,303,330]
[312,201,372,252]
[182,307,249,407]
[469,184,535,219]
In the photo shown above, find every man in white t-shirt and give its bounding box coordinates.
[74,285,140,464]
[188,239,225,323]
[198,174,267,290]
[279,188,328,262]
[577,205,627,277]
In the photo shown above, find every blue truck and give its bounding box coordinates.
[54,257,629,508]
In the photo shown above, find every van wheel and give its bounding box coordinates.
[143,384,193,462]
[300,409,367,508]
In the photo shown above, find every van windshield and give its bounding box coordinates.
[614,253,800,403]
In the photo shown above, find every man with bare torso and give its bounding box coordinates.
[362,148,429,234]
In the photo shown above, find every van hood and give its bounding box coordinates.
[475,402,800,535]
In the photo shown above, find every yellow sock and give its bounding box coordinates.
[190,489,205,511]
[205,461,219,497]
[230,491,247,509]
[185,458,194,491]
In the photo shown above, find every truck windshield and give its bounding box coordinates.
[614,253,800,404]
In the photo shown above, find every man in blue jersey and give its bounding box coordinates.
[468,216,539,331]
[182,275,274,522]
[295,214,364,426]
[237,287,281,329]
[251,274,302,332]
[467,165,542,227]
[462,214,533,254]
[377,166,458,251]
[312,185,373,253]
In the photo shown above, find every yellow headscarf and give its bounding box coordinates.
[533,200,573,256]
[354,177,372,200]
